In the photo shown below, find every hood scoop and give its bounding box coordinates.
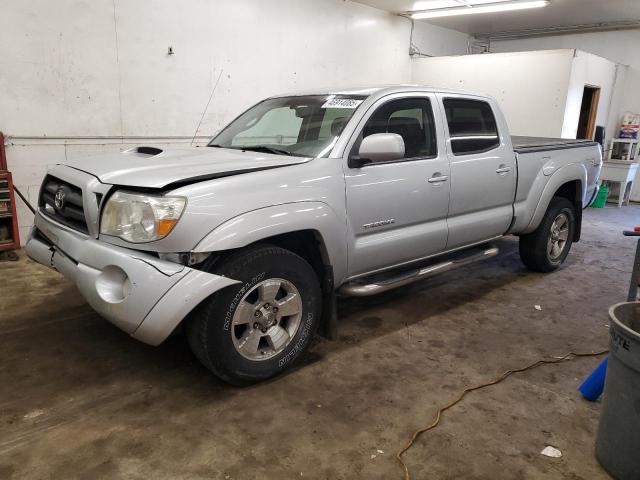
[124,146,164,157]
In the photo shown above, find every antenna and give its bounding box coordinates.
[191,69,224,146]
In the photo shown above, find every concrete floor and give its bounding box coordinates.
[1,206,636,480]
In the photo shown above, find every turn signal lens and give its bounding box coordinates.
[157,219,179,237]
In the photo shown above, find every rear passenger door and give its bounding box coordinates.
[439,95,516,249]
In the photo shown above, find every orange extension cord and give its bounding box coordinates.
[396,349,610,480]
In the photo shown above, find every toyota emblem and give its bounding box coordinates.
[54,189,66,210]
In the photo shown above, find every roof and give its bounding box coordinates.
[270,84,483,99]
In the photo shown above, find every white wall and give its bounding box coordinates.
[491,29,640,69]
[0,0,468,243]
[411,50,576,137]
[491,30,640,200]
[561,50,619,139]
[491,30,640,139]
[1,0,414,140]
[411,49,618,142]
[411,20,470,57]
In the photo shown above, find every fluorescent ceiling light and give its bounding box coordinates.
[412,0,513,10]
[411,0,549,19]
[412,0,468,9]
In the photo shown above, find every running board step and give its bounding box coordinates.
[339,245,499,297]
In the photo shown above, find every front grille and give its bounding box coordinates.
[39,175,89,234]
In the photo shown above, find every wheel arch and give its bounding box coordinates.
[522,165,586,240]
[553,179,583,241]
[192,203,344,339]
[193,202,346,284]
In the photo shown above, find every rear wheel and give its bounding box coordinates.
[519,197,576,273]
[186,244,321,386]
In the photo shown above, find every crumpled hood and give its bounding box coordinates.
[62,146,311,189]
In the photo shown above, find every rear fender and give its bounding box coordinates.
[521,163,586,235]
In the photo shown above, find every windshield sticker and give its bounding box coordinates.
[321,98,363,109]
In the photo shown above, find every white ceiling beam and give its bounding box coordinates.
[476,20,640,40]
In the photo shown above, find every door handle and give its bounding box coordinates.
[496,165,511,175]
[428,174,449,184]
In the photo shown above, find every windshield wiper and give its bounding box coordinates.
[239,146,293,156]
[207,144,295,156]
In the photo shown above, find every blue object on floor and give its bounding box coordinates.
[579,358,608,401]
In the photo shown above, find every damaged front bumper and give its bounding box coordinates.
[25,212,239,345]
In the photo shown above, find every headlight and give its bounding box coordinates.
[100,191,186,243]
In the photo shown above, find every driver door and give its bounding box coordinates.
[344,93,450,277]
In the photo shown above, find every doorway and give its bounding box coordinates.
[576,85,601,140]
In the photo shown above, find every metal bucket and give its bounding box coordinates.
[596,302,640,479]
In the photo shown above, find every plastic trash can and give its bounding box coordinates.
[596,302,640,479]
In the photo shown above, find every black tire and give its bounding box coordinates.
[186,244,321,386]
[519,196,576,273]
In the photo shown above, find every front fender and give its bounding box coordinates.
[193,202,347,284]
[521,163,587,234]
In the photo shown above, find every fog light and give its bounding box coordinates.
[95,266,131,303]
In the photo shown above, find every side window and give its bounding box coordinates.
[358,97,437,160]
[443,99,499,155]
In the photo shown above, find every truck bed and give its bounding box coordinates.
[512,136,598,154]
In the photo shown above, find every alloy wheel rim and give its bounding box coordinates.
[230,278,303,361]
[547,212,570,261]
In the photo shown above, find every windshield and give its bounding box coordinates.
[208,95,366,157]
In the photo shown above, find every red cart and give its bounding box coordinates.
[0,132,20,260]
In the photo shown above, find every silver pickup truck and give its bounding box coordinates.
[26,85,601,384]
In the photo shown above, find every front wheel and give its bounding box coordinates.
[186,244,321,386]
[519,197,576,273]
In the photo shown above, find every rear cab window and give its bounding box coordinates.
[443,98,499,155]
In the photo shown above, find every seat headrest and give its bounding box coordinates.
[388,116,422,131]
[387,117,424,157]
[450,117,483,135]
[331,117,348,137]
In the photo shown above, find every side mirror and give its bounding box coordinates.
[349,133,405,168]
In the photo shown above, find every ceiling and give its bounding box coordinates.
[355,0,640,35]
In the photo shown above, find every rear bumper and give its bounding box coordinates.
[26,212,239,345]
